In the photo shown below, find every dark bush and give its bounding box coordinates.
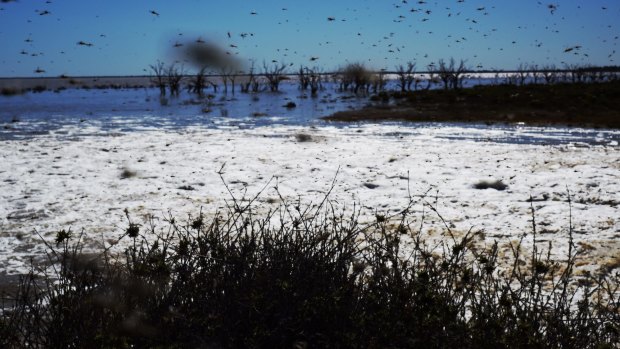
[0,188,617,348]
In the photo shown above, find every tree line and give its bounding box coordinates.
[149,58,620,97]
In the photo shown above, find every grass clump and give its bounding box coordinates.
[0,187,618,348]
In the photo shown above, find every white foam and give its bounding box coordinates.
[1,124,619,275]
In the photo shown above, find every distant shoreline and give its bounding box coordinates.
[0,76,154,91]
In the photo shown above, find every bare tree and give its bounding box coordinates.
[229,70,241,95]
[189,66,208,97]
[336,71,350,92]
[530,64,541,84]
[298,66,310,91]
[541,65,557,85]
[240,60,260,93]
[262,61,288,92]
[504,73,518,86]
[594,68,607,83]
[167,63,185,96]
[425,63,438,90]
[583,66,605,83]
[308,67,323,96]
[413,77,423,91]
[436,59,452,90]
[372,69,387,93]
[436,58,467,90]
[339,62,371,94]
[219,66,239,95]
[564,63,587,83]
[149,60,167,96]
[298,66,323,96]
[450,59,467,90]
[219,66,230,94]
[395,62,416,92]
[406,62,417,91]
[516,63,529,86]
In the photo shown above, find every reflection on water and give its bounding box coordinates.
[1,81,619,146]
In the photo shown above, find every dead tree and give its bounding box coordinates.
[565,63,587,83]
[308,67,323,96]
[541,65,557,85]
[436,59,453,90]
[413,77,423,91]
[406,62,417,91]
[190,66,209,97]
[516,63,529,86]
[262,61,288,92]
[167,63,185,97]
[219,66,239,95]
[229,71,240,95]
[425,63,438,90]
[436,58,467,90]
[530,64,541,84]
[298,66,310,90]
[505,73,518,86]
[219,66,230,94]
[583,66,605,83]
[299,66,323,96]
[336,71,350,92]
[372,69,387,93]
[450,59,467,90]
[240,60,260,93]
[395,61,416,92]
[340,62,371,94]
[149,60,167,96]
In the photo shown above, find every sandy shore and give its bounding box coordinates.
[1,124,619,276]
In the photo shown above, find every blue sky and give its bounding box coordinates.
[0,0,618,77]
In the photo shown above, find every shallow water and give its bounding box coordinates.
[1,81,619,146]
[0,82,365,138]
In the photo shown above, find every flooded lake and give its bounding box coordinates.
[2,81,619,145]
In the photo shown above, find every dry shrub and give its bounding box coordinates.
[1,184,618,348]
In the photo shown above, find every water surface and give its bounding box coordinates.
[2,81,619,146]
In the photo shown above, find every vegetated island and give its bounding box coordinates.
[324,80,620,128]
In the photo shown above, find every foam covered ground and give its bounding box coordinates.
[1,124,619,275]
